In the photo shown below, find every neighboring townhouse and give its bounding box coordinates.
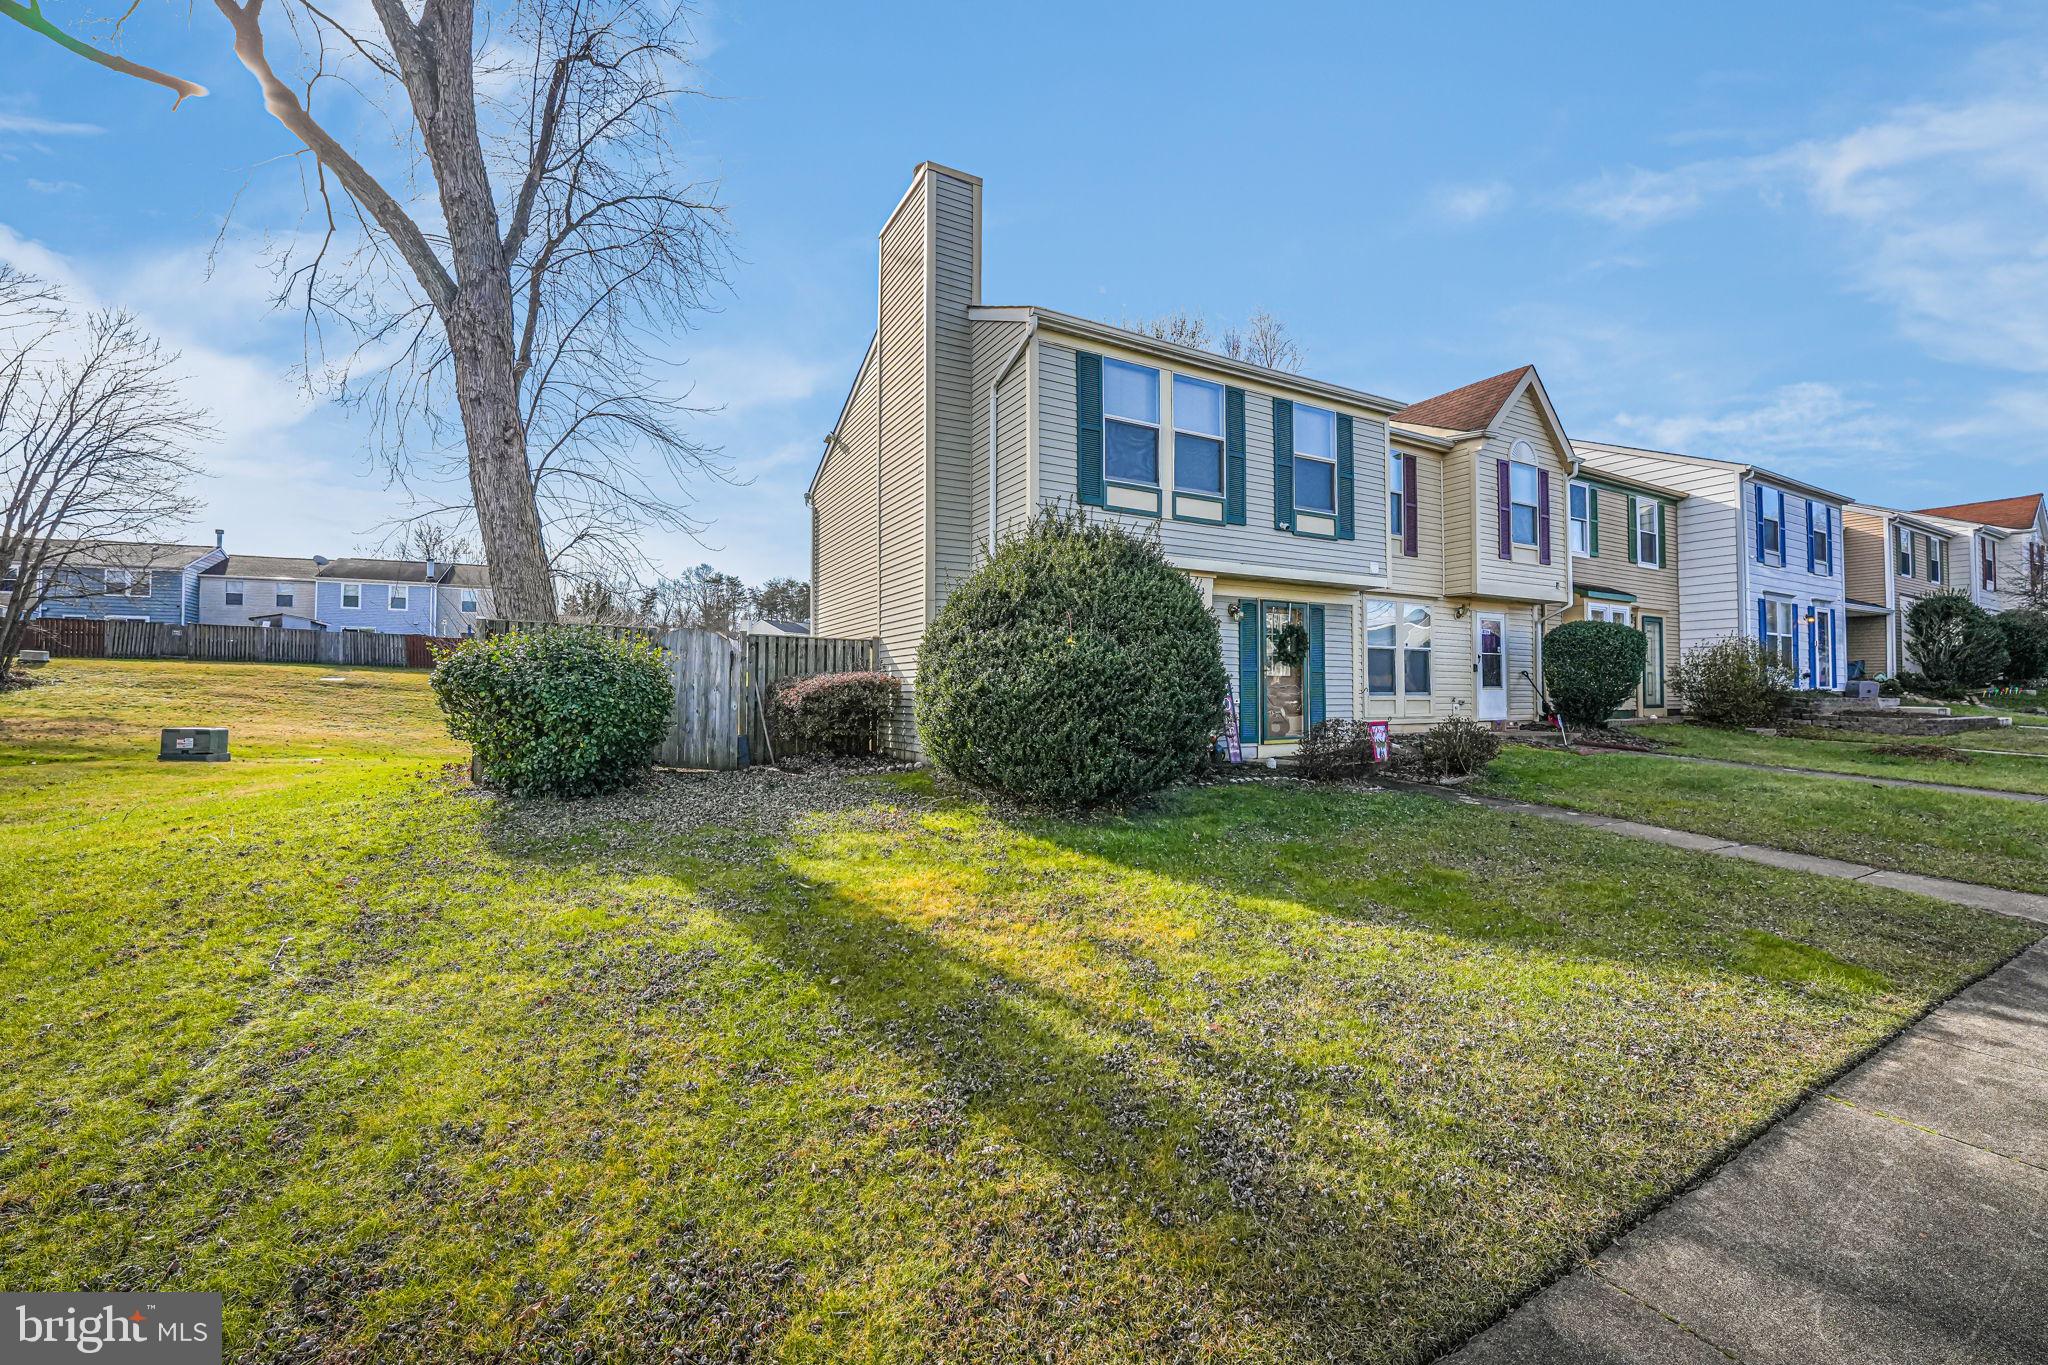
[806,162,1573,758]
[312,558,493,637]
[28,535,226,624]
[1574,443,1850,691]
[1913,494,2047,614]
[1841,506,1957,679]
[1553,466,1686,715]
[198,555,323,628]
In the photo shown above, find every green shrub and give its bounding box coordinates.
[1993,608,2048,686]
[772,671,900,757]
[1297,718,1381,781]
[1907,592,2007,693]
[431,626,672,797]
[1417,713,1501,778]
[915,508,1228,806]
[1543,620,1648,727]
[1670,637,1793,727]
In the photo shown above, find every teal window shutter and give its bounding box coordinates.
[1589,487,1600,555]
[1627,495,1640,564]
[1307,604,1327,725]
[1272,398,1294,530]
[1335,415,1354,540]
[1237,607,1260,743]
[1655,501,1667,569]
[1225,386,1247,525]
[1075,350,1105,507]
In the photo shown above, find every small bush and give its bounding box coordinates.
[1908,592,2008,693]
[916,508,1228,806]
[1671,637,1793,727]
[1543,620,1648,728]
[1297,718,1383,781]
[772,671,900,757]
[432,626,672,797]
[1417,713,1501,778]
[1993,608,2048,686]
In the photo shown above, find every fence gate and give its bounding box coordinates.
[659,627,743,770]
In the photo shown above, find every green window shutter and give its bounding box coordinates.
[1588,487,1600,556]
[1224,387,1247,525]
[1335,415,1355,540]
[1272,399,1294,531]
[1075,350,1105,507]
[1655,501,1667,569]
[1307,605,1327,725]
[1627,495,1640,564]
[1237,607,1260,744]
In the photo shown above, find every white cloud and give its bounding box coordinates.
[1427,180,1513,224]
[1607,382,1905,473]
[25,179,81,194]
[0,113,102,137]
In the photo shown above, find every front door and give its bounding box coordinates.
[1641,615,1666,708]
[1475,613,1508,721]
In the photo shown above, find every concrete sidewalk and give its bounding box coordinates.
[1446,942,2048,1364]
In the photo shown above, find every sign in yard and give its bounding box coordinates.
[1367,720,1390,764]
[1222,684,1244,764]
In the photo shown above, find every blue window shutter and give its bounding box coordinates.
[1307,605,1327,725]
[1790,606,1800,683]
[1805,501,1817,573]
[1272,399,1294,531]
[1757,597,1768,646]
[1754,485,1766,563]
[1335,415,1354,540]
[1224,387,1247,525]
[1825,507,1835,575]
[1237,608,1260,743]
[1075,350,1105,507]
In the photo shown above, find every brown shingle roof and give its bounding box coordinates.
[1911,493,2043,531]
[1395,365,1534,432]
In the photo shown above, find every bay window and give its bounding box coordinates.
[1171,375,1225,495]
[1102,358,1160,486]
[1292,403,1337,515]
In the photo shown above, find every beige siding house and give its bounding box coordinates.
[1842,505,1956,679]
[809,163,1582,758]
[1555,468,1686,715]
[1912,494,2046,617]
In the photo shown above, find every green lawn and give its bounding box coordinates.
[1644,722,2048,796]
[1480,743,2048,892]
[1,661,2034,1362]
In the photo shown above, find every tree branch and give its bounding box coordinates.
[0,0,207,107]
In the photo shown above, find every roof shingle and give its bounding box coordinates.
[1395,365,1534,433]
[1911,493,2043,531]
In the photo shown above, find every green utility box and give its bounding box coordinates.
[160,727,231,762]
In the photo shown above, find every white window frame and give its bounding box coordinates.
[389,583,410,611]
[1760,487,1785,562]
[1508,440,1540,548]
[340,582,363,610]
[1636,499,1661,568]
[1291,402,1338,516]
[460,588,478,613]
[223,579,245,607]
[1895,526,1913,578]
[1809,506,1832,570]
[1101,357,1161,489]
[1569,481,1591,556]
[1401,604,1432,698]
[1170,373,1225,496]
[1763,598,1797,673]
[1982,536,1998,591]
[1364,599,1432,699]
[1587,602,1633,625]
[1365,599,1397,698]
[1928,537,1944,585]
[1388,452,1406,538]
[274,583,295,608]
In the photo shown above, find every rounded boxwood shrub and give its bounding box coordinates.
[1543,620,1647,727]
[915,508,1228,806]
[1993,608,2048,686]
[1670,637,1792,727]
[1907,592,2007,694]
[432,626,672,796]
[772,670,900,757]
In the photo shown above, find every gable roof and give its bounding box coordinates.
[54,540,219,571]
[1911,494,2043,531]
[1394,366,1535,433]
[314,557,487,584]
[204,554,321,579]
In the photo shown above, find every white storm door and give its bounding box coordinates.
[1475,613,1508,721]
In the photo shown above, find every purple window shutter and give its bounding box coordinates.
[1495,460,1512,559]
[1538,470,1553,565]
[1402,454,1419,557]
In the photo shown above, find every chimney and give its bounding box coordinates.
[426,556,439,581]
[214,529,224,549]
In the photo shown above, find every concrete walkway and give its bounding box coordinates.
[1648,751,2048,805]
[1440,790,2048,923]
[1446,940,2048,1364]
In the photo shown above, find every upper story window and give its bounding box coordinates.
[390,583,411,610]
[275,583,294,608]
[1569,482,1591,555]
[223,579,245,607]
[341,582,362,609]
[1759,487,1786,561]
[103,567,150,597]
[1895,526,1913,577]
[1636,499,1662,567]
[1102,358,1160,486]
[1982,536,1998,590]
[1809,504,1832,571]
[1928,536,1944,584]
[460,588,478,613]
[1291,404,1337,515]
[1508,441,1540,547]
[1388,452,1406,536]
[1171,375,1224,495]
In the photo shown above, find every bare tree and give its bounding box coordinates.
[0,271,209,678]
[1125,309,1213,351]
[1223,310,1302,373]
[8,0,732,623]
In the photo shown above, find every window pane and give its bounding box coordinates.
[1367,647,1396,696]
[1366,600,1396,647]
[1105,420,1158,484]
[1174,432,1223,493]
[1570,483,1587,518]
[1403,606,1431,648]
[1510,462,1539,503]
[1263,603,1306,740]
[1511,504,1538,545]
[1103,358,1158,422]
[1295,457,1335,513]
[1404,648,1431,695]
[1293,404,1335,459]
[1173,376,1222,436]
[1390,489,1404,535]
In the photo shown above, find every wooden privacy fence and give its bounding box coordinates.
[18,618,454,666]
[21,618,106,658]
[742,633,882,761]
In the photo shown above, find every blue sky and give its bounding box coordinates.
[4,1,2048,582]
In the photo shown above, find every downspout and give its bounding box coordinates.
[986,316,1038,555]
